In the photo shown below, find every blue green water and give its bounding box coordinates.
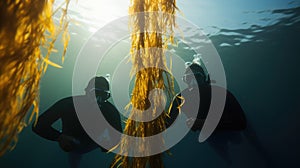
[1,0,300,167]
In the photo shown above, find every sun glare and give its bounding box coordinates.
[69,0,129,31]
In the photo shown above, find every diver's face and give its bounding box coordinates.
[96,95,103,104]
[89,88,109,104]
[95,91,108,103]
[183,73,205,87]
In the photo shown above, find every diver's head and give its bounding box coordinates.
[85,76,111,104]
[183,63,209,87]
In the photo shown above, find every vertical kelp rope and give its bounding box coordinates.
[111,0,178,167]
[0,0,70,156]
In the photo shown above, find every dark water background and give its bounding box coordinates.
[0,4,300,168]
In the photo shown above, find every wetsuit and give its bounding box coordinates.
[166,85,247,131]
[32,95,122,153]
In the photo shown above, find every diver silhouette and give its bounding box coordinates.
[166,62,247,166]
[167,62,247,130]
[32,76,122,168]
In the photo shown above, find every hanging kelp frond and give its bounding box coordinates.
[111,0,178,167]
[0,0,70,156]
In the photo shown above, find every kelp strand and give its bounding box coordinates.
[0,0,70,156]
[111,0,178,167]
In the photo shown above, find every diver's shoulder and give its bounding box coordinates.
[101,101,119,111]
[101,101,115,108]
[53,96,70,104]
[55,95,85,105]
[211,85,228,92]
[210,85,238,100]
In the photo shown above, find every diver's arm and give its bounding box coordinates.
[32,101,62,141]
[165,95,181,128]
[186,118,205,131]
[217,91,247,131]
[111,104,123,133]
[98,103,123,153]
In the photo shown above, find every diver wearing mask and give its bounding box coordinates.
[32,76,122,168]
[166,62,246,131]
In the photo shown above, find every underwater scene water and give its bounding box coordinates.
[1,0,300,167]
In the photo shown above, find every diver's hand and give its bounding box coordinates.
[186,118,204,131]
[57,134,80,152]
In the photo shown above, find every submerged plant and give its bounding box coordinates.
[111,0,178,167]
[0,0,70,156]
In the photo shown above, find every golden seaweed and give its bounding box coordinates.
[111,0,178,167]
[0,0,70,156]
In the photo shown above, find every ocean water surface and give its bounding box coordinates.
[0,0,299,167]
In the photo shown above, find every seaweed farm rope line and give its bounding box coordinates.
[72,12,227,157]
